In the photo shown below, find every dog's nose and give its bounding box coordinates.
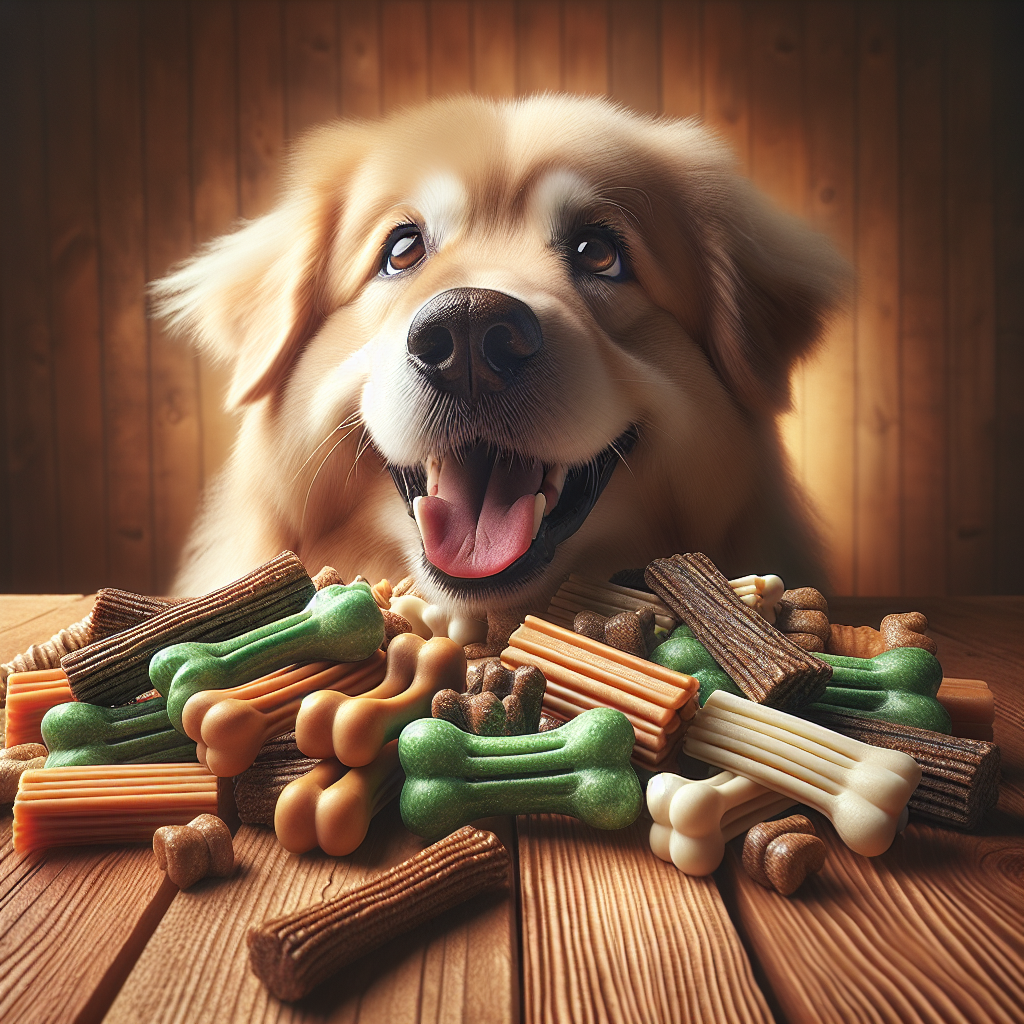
[407,288,543,401]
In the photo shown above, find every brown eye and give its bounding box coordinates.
[383,227,426,276]
[569,228,623,278]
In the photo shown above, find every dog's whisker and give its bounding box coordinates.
[300,430,354,535]
[290,412,364,484]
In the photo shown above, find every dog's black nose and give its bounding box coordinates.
[407,288,543,401]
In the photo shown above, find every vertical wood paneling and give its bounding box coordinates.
[609,0,660,113]
[517,1,562,93]
[95,1,154,594]
[381,0,429,110]
[285,0,339,136]
[898,2,947,595]
[142,1,203,592]
[992,1,1024,596]
[471,1,516,96]
[563,0,609,97]
[945,0,995,595]
[854,2,901,595]
[44,3,107,593]
[1,4,61,592]
[339,1,382,117]
[802,1,857,594]
[660,0,702,118]
[191,0,240,490]
[702,1,750,171]
[430,1,472,96]
[238,1,287,219]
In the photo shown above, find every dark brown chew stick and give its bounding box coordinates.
[233,732,320,827]
[87,589,182,643]
[62,551,316,706]
[805,710,1001,832]
[645,553,832,708]
[248,826,510,1001]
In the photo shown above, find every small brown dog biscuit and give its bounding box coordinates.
[742,813,822,894]
[153,813,234,889]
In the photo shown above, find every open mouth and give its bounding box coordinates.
[387,426,638,595]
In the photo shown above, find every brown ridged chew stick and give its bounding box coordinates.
[248,825,509,1001]
[62,552,316,706]
[806,709,1001,832]
[87,589,181,643]
[645,553,832,708]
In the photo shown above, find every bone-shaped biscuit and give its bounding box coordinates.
[646,770,796,876]
[274,740,403,856]
[180,653,386,777]
[150,583,385,730]
[153,812,234,889]
[296,633,466,767]
[399,707,642,840]
[684,690,921,857]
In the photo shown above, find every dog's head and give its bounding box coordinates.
[154,95,846,615]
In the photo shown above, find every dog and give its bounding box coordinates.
[152,94,846,648]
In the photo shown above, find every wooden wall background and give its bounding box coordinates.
[0,0,1021,598]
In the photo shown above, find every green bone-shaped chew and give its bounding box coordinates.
[652,628,950,732]
[41,697,198,768]
[151,583,385,734]
[399,707,642,841]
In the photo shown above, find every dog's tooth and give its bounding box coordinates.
[425,457,440,497]
[532,493,545,540]
[540,464,567,513]
[412,495,428,539]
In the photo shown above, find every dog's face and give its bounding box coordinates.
[155,95,844,616]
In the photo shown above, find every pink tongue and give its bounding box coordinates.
[416,447,544,578]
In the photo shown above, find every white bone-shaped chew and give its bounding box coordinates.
[684,690,921,857]
[647,771,795,876]
[728,574,785,624]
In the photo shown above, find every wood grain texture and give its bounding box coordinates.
[518,813,773,1024]
[340,0,382,118]
[660,0,701,118]
[106,805,519,1024]
[563,0,608,98]
[471,0,515,96]
[429,0,472,96]
[609,0,659,114]
[516,0,561,93]
[0,814,177,1024]
[702,1,750,171]
[720,814,1024,1024]
[285,0,340,136]
[382,0,429,111]
[0,594,95,664]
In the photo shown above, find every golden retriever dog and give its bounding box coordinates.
[153,94,845,647]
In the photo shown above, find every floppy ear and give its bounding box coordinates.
[694,176,850,413]
[148,119,362,410]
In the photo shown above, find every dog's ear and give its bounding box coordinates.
[693,176,850,413]
[148,126,361,409]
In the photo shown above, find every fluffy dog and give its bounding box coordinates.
[153,94,846,644]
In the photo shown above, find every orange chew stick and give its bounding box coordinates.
[5,669,74,746]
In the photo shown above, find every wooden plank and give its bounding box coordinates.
[720,816,1024,1024]
[284,0,340,138]
[946,1,995,595]
[801,1,857,595]
[854,2,900,596]
[702,1,750,172]
[430,0,472,97]
[0,594,93,664]
[992,2,1024,596]
[898,4,947,596]
[519,813,773,1024]
[609,0,659,114]
[381,0,429,111]
[339,0,382,117]
[191,0,241,490]
[238,0,287,219]
[516,0,561,94]
[0,3,61,592]
[660,0,702,118]
[0,815,177,1024]
[142,1,204,594]
[471,0,516,98]
[94,1,155,596]
[563,0,608,98]
[106,806,519,1023]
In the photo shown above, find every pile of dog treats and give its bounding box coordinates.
[0,549,1002,1002]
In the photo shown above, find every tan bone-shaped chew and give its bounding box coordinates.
[432,659,546,735]
[248,826,510,1001]
[0,743,49,803]
[153,812,234,889]
[181,652,387,777]
[827,611,938,658]
[647,770,796,876]
[742,814,825,895]
[684,690,921,857]
[296,633,466,766]
[274,740,403,856]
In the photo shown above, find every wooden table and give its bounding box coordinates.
[1,595,1021,1024]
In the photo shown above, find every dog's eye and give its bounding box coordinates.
[382,227,426,276]
[569,228,624,279]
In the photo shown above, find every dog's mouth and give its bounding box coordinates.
[387,427,637,595]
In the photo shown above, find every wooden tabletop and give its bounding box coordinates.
[1,594,1021,1024]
